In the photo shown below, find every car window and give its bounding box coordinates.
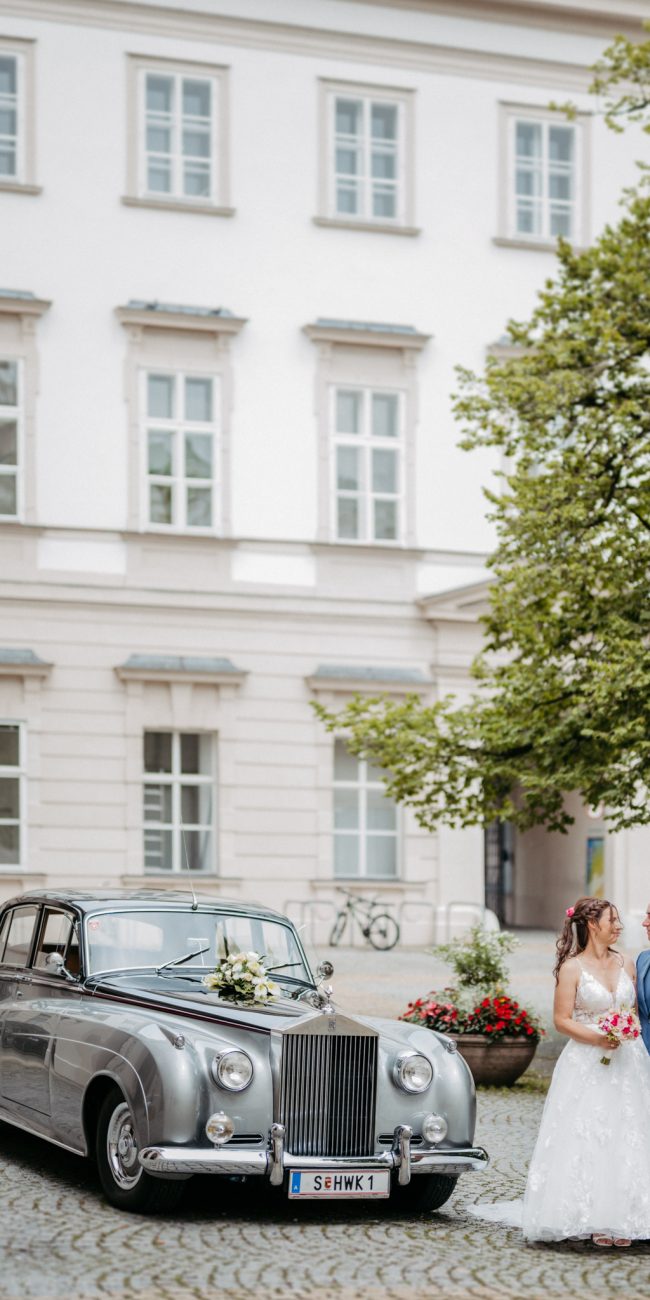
[34,909,79,975]
[0,910,9,963]
[1,905,40,969]
[85,909,309,983]
[214,917,303,971]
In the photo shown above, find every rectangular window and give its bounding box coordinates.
[333,740,398,879]
[504,111,582,244]
[0,359,19,518]
[331,385,402,543]
[0,54,18,180]
[142,69,217,202]
[144,370,217,531]
[0,723,22,867]
[143,731,215,873]
[1,904,39,967]
[333,94,401,222]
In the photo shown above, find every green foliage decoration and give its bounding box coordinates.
[433,925,518,989]
[314,27,650,835]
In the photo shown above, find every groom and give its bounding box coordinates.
[637,903,650,1053]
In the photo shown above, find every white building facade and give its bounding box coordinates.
[0,0,648,940]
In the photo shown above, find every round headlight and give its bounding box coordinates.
[211,1049,254,1092]
[205,1111,234,1145]
[422,1112,448,1144]
[394,1051,433,1094]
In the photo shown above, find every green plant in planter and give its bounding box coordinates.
[433,925,518,990]
[399,926,544,1044]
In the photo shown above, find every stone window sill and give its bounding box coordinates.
[122,195,235,218]
[0,181,42,196]
[493,235,584,253]
[314,216,420,237]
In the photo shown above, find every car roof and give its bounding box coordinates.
[1,889,289,922]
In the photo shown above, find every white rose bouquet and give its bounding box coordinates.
[202,941,281,1003]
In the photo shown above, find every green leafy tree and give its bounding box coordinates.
[315,30,650,834]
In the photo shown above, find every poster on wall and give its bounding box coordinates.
[586,836,605,898]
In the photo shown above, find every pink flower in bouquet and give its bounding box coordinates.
[597,1006,641,1065]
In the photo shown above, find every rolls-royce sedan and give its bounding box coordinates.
[0,890,488,1213]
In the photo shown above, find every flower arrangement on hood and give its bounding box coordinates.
[202,941,280,1003]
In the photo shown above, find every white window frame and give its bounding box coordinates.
[318,79,416,234]
[125,55,231,215]
[329,384,405,545]
[333,742,400,881]
[0,356,23,521]
[139,67,218,204]
[0,50,22,183]
[0,722,24,871]
[498,102,590,249]
[143,730,216,875]
[140,367,220,535]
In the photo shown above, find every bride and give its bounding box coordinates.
[470,895,650,1246]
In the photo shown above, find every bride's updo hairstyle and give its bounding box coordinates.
[553,896,617,982]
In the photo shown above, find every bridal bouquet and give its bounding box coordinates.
[597,1006,641,1065]
[202,943,280,1004]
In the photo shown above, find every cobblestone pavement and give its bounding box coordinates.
[2,1087,650,1300]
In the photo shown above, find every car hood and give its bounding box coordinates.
[88,972,329,1031]
[86,974,439,1051]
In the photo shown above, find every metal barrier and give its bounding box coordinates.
[282,898,338,947]
[436,901,500,942]
[396,899,436,944]
[283,897,499,948]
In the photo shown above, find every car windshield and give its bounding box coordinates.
[84,909,311,986]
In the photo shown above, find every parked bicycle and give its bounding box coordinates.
[328,887,400,950]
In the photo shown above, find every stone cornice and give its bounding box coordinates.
[2,1,603,92]
[304,320,431,351]
[330,0,648,39]
[418,579,491,622]
[0,649,52,678]
[115,654,247,686]
[116,302,247,335]
[0,293,51,319]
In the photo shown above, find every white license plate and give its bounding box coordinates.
[288,1169,390,1199]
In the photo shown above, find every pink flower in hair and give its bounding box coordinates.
[566,907,575,918]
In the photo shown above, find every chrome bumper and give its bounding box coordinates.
[139,1124,489,1185]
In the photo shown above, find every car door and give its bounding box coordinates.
[0,903,52,1114]
[2,906,82,1118]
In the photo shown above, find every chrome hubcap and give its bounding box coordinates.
[106,1102,142,1190]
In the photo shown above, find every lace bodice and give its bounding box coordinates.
[572,962,636,1025]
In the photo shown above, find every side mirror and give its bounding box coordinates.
[317,960,334,980]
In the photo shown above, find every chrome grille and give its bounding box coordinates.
[280,1033,378,1157]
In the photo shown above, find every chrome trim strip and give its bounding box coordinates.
[137,1142,489,1179]
[0,1104,86,1157]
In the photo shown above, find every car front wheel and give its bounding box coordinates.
[392,1172,458,1214]
[95,1086,185,1214]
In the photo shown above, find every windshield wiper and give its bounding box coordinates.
[156,945,210,974]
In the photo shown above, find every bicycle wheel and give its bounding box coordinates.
[329,909,348,946]
[366,913,399,951]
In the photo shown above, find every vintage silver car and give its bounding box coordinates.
[0,890,488,1213]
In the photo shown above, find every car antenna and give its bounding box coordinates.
[180,814,199,911]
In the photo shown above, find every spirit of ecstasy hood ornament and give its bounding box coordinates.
[309,959,335,1013]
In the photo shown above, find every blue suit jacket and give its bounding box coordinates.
[637,951,650,1053]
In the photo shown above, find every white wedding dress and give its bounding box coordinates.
[469,961,650,1241]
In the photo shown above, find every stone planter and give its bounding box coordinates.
[454,1034,538,1086]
